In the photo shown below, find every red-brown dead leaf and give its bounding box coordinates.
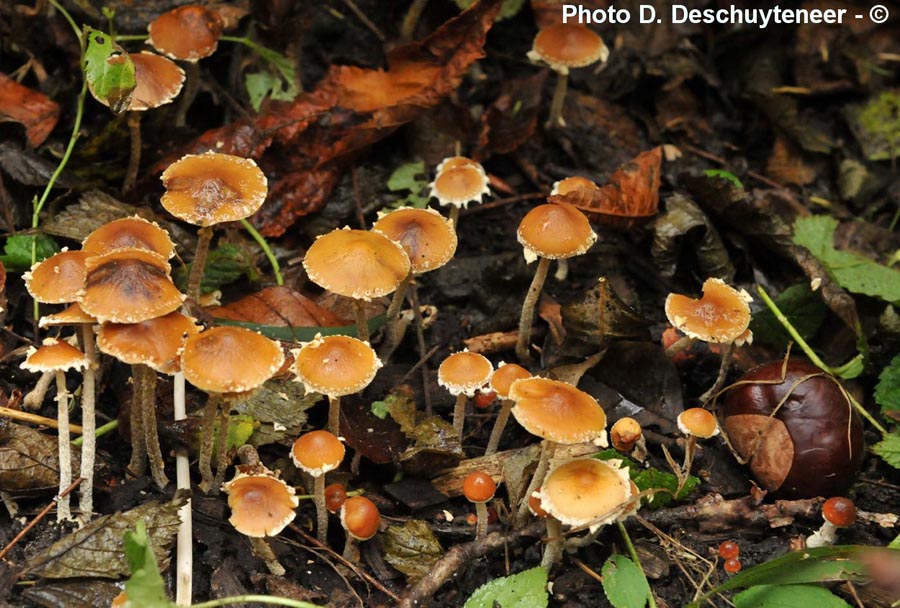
[766,136,816,186]
[207,286,347,327]
[476,70,547,158]
[551,147,662,229]
[0,73,60,147]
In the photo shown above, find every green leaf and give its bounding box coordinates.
[387,161,431,209]
[734,584,851,608]
[594,449,699,509]
[0,234,59,271]
[175,243,259,294]
[83,28,136,114]
[453,0,527,20]
[122,521,173,608]
[370,400,390,420]
[241,43,298,111]
[601,554,652,608]
[875,353,900,413]
[213,313,387,342]
[793,216,900,304]
[846,90,900,161]
[750,284,826,349]
[382,520,444,583]
[872,432,900,470]
[703,169,744,189]
[464,566,548,608]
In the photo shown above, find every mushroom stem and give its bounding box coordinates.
[198,393,221,493]
[409,282,433,415]
[78,323,97,518]
[249,536,285,576]
[400,0,428,41]
[212,402,232,491]
[547,71,569,128]
[128,363,148,477]
[354,299,369,343]
[541,517,564,568]
[516,256,551,363]
[173,371,192,607]
[452,393,468,442]
[665,335,695,358]
[679,436,697,493]
[342,537,360,563]
[314,474,328,544]
[806,521,838,548]
[485,398,513,456]
[54,370,72,522]
[188,225,213,304]
[699,342,734,404]
[385,272,412,334]
[140,364,169,489]
[327,395,342,436]
[475,501,488,541]
[516,439,556,527]
[448,206,460,228]
[175,63,200,128]
[23,370,54,410]
[122,111,142,193]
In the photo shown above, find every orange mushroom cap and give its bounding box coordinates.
[292,334,381,397]
[489,362,531,399]
[222,465,299,537]
[21,338,89,373]
[822,497,856,527]
[180,326,284,394]
[161,151,268,227]
[97,311,200,374]
[82,216,175,259]
[373,207,457,274]
[537,458,632,530]
[527,23,609,74]
[610,417,642,451]
[664,278,752,344]
[39,303,97,328]
[429,164,490,208]
[148,5,223,62]
[341,496,380,541]
[436,156,486,175]
[303,228,411,301]
[438,351,493,397]
[677,407,719,439]
[23,250,90,304]
[551,176,600,196]
[290,430,346,477]
[517,202,597,263]
[508,377,607,445]
[463,471,497,503]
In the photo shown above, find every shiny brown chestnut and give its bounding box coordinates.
[722,359,864,499]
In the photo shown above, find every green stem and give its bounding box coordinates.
[192,596,322,608]
[240,218,283,286]
[48,0,82,41]
[72,419,118,446]
[756,285,833,373]
[113,34,149,42]
[617,520,659,608]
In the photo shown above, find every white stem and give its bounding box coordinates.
[55,371,72,521]
[806,521,838,548]
[23,371,54,410]
[78,324,97,519]
[173,371,193,606]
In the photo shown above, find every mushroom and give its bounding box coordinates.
[515,202,596,363]
[223,463,298,538]
[610,417,643,453]
[806,497,856,548]
[340,495,380,562]
[23,249,90,305]
[463,471,497,541]
[302,227,411,342]
[291,430,346,543]
[484,362,531,455]
[676,407,719,489]
[527,23,609,127]
[324,482,348,514]
[551,176,601,196]
[20,338,89,521]
[160,151,268,303]
[428,157,490,226]
[82,215,176,259]
[437,350,493,442]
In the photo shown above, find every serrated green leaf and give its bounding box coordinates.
[242,43,298,111]
[464,566,548,608]
[703,169,744,189]
[175,243,259,294]
[601,554,652,608]
[793,216,900,304]
[122,521,172,608]
[875,354,900,413]
[83,28,136,114]
[734,584,851,608]
[872,432,900,470]
[750,284,826,349]
[387,161,431,209]
[0,234,59,271]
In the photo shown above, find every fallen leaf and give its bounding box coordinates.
[651,193,734,281]
[766,136,816,186]
[0,141,75,187]
[476,71,548,157]
[0,72,60,147]
[235,379,318,447]
[22,580,123,608]
[0,419,79,496]
[383,520,444,582]
[208,286,347,328]
[561,277,652,344]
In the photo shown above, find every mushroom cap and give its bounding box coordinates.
[324,483,348,513]
[21,338,89,373]
[537,458,632,530]
[147,5,223,62]
[302,228,411,301]
[39,303,97,328]
[528,23,609,73]
[181,326,284,394]
[822,496,856,527]
[222,465,298,537]
[677,407,719,439]
[664,278,752,344]
[489,362,531,398]
[24,250,90,304]
[82,216,175,259]
[124,52,185,112]
[340,496,380,541]
[97,311,200,374]
[80,249,184,324]
[528,490,549,518]
[438,351,493,397]
[160,151,268,227]
[290,430,345,477]
[373,207,457,274]
[517,202,597,262]
[610,417,642,451]
[551,176,600,196]
[436,156,486,175]
[292,334,381,397]
[508,377,608,445]
[463,471,497,503]
[429,165,490,208]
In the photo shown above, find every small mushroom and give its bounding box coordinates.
[82,216,176,259]
[428,157,490,226]
[223,464,298,537]
[676,407,719,488]
[484,362,531,455]
[23,249,90,304]
[437,351,493,442]
[291,430,345,543]
[610,417,643,453]
[463,471,497,541]
[324,483,348,514]
[806,497,856,548]
[340,496,380,562]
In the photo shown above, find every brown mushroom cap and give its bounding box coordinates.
[80,249,184,324]
[181,326,284,393]
[82,216,176,259]
[436,156,486,175]
[302,228,411,301]
[24,250,90,304]
[160,152,268,227]
[39,303,97,328]
[822,497,856,527]
[664,278,752,344]
[21,338,89,373]
[430,165,490,208]
[517,202,597,262]
[222,465,298,537]
[489,362,531,398]
[292,334,381,397]
[341,495,380,541]
[147,5,223,62]
[508,377,608,445]
[125,52,185,111]
[372,208,457,274]
[551,176,599,196]
[463,471,497,503]
[438,351,493,397]
[97,311,200,374]
[610,417,642,451]
[677,407,719,439]
[537,457,631,530]
[290,430,345,477]
[528,23,609,73]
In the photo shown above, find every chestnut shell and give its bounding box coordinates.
[722,359,864,499]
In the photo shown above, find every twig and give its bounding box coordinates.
[339,0,385,41]
[641,493,823,532]
[0,406,83,434]
[460,192,546,216]
[0,477,83,562]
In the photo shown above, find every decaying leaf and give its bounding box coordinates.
[766,136,816,186]
[399,416,464,477]
[476,71,548,157]
[0,72,60,147]
[208,286,347,328]
[0,419,79,496]
[25,492,186,579]
[0,141,75,187]
[846,90,900,162]
[234,379,318,447]
[561,277,652,344]
[383,520,444,582]
[22,580,123,608]
[652,193,734,281]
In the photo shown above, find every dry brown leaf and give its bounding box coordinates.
[207,286,347,327]
[0,73,60,147]
[766,136,816,186]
